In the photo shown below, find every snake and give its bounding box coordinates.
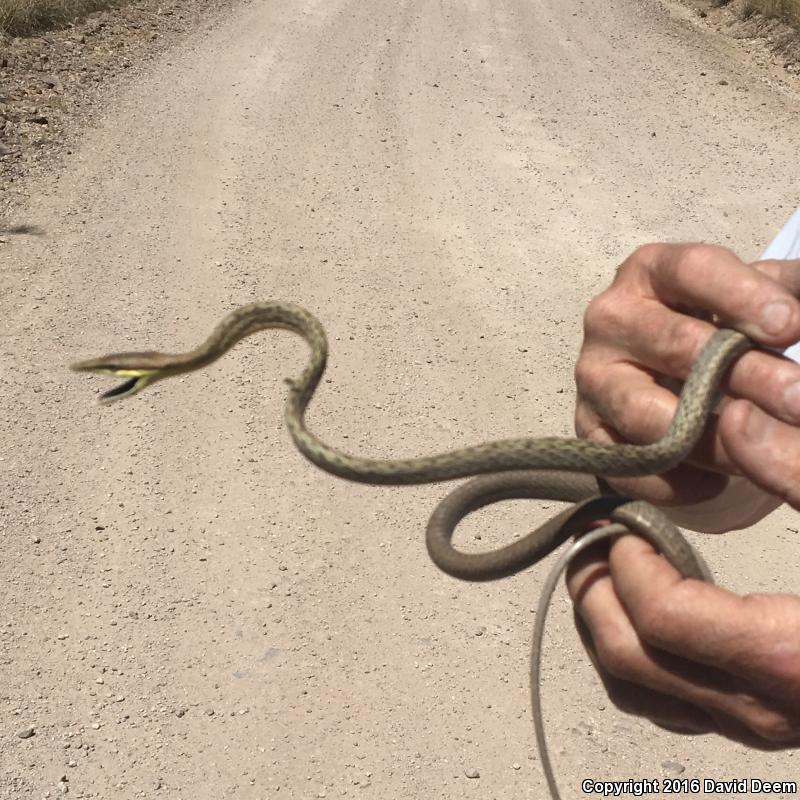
[71,301,752,799]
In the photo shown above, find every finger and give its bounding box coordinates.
[721,398,800,510]
[573,614,719,733]
[635,244,800,346]
[569,537,800,741]
[575,356,744,477]
[576,595,800,748]
[607,537,800,717]
[575,401,731,504]
[580,300,800,432]
[570,552,750,719]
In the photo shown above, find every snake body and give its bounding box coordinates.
[71,301,752,799]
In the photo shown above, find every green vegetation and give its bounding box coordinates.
[0,0,119,36]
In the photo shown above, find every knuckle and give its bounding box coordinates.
[609,382,668,443]
[574,410,607,442]
[626,242,664,271]
[656,317,702,377]
[583,290,618,334]
[675,243,733,276]
[620,242,684,286]
[573,354,603,397]
[582,290,633,346]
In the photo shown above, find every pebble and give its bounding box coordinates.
[661,760,686,775]
[16,726,35,739]
[464,767,480,779]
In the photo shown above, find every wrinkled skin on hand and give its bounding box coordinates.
[569,243,800,746]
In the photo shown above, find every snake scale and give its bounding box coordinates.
[72,301,752,799]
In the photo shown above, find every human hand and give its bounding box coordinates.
[569,243,800,746]
[575,243,800,530]
[566,533,800,747]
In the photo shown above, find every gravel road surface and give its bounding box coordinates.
[2,0,799,797]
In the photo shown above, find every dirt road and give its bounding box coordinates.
[2,0,799,797]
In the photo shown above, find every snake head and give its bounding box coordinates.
[70,353,165,404]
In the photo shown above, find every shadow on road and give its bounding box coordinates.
[0,224,45,236]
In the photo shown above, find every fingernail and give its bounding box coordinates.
[784,382,800,420]
[758,300,793,336]
[743,405,773,442]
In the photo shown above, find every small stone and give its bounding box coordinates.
[32,536,41,544]
[464,767,480,779]
[512,763,521,770]
[16,726,35,739]
[661,760,686,775]
[718,79,728,86]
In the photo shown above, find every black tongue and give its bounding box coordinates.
[102,377,139,400]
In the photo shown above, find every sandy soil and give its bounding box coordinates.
[2,1,800,798]
[0,0,239,213]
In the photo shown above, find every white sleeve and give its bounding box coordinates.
[761,208,800,363]
[761,208,800,261]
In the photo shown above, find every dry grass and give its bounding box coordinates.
[733,0,800,25]
[0,0,120,36]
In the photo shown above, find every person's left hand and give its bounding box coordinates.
[566,534,800,747]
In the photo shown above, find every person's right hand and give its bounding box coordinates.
[574,243,800,532]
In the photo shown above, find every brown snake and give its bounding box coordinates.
[71,301,752,798]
